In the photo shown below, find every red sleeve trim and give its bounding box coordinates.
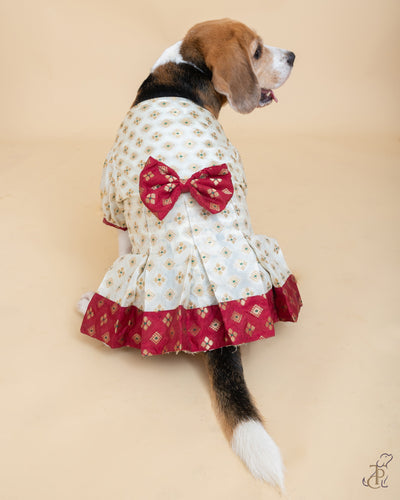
[103,218,128,231]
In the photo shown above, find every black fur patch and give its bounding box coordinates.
[205,346,261,430]
[132,63,224,114]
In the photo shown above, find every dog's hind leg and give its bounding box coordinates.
[205,346,284,490]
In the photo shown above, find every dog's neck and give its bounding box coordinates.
[132,63,226,118]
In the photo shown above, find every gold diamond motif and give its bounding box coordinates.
[150,332,162,344]
[250,305,263,318]
[209,320,221,331]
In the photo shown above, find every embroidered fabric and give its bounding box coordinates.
[81,97,302,354]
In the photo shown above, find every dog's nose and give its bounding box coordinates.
[286,51,295,67]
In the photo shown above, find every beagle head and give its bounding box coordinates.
[152,19,295,114]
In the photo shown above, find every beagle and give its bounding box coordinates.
[78,19,297,491]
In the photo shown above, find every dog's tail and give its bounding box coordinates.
[205,346,284,491]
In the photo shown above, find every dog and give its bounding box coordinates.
[78,19,301,490]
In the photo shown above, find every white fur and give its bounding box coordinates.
[231,419,285,491]
[264,45,293,89]
[151,40,204,74]
[152,41,184,71]
[77,291,94,315]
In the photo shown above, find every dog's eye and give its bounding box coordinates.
[254,45,262,60]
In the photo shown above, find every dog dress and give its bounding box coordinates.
[81,97,302,355]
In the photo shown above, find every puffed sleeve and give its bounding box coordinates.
[100,156,127,231]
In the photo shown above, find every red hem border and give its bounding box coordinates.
[80,275,302,356]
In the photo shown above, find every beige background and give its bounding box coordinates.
[1,1,399,499]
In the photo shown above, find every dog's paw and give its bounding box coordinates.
[77,292,94,315]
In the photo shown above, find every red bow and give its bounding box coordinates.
[139,157,234,220]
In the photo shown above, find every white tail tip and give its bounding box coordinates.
[231,419,285,491]
[77,292,94,315]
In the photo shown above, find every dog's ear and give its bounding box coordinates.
[209,40,260,114]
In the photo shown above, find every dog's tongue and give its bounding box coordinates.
[270,90,278,103]
[259,89,278,107]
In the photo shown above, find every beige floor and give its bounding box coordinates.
[1,0,400,498]
[1,131,399,500]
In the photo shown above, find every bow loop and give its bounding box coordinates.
[139,157,233,220]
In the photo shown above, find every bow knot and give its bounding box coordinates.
[180,178,191,193]
[139,157,234,220]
